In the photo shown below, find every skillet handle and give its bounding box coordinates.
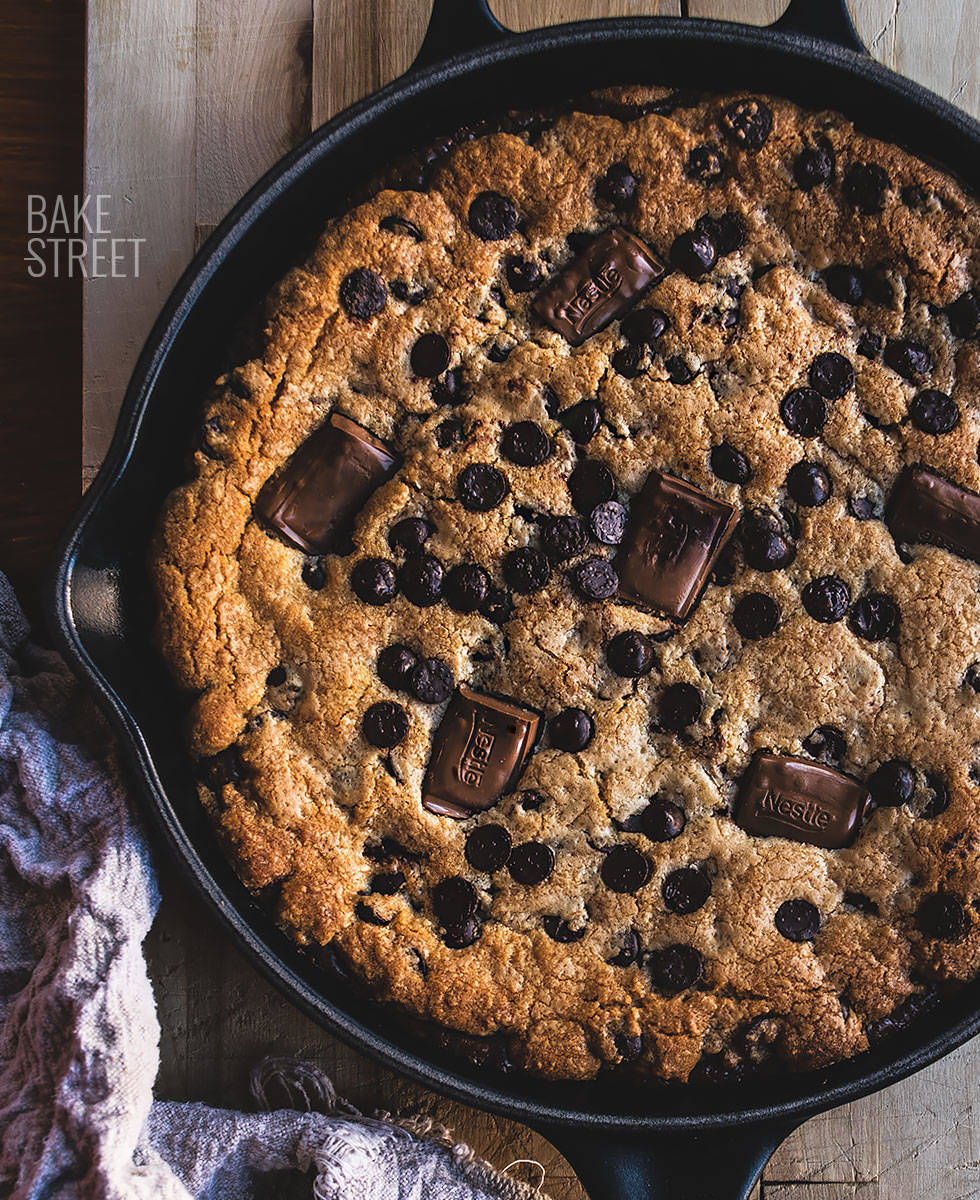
[772,0,868,55]
[538,1119,797,1200]
[411,0,508,74]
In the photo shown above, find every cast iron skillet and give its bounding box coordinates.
[50,2,980,1196]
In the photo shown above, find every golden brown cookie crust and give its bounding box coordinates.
[152,87,980,1083]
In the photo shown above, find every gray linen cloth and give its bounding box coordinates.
[0,572,543,1200]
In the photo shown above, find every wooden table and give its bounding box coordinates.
[79,3,980,1196]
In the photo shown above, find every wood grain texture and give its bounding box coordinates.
[86,2,980,1197]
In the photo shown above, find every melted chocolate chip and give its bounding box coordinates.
[457,463,509,512]
[849,592,900,641]
[809,353,854,399]
[572,556,619,601]
[388,516,434,554]
[468,190,518,240]
[351,558,397,605]
[868,759,916,808]
[432,366,465,406]
[377,643,419,691]
[379,214,424,241]
[559,399,601,444]
[596,161,638,208]
[883,339,931,383]
[433,876,479,927]
[659,682,703,732]
[549,707,595,752]
[802,574,850,623]
[686,144,726,184]
[742,520,795,573]
[917,892,969,941]
[824,265,865,304]
[543,915,587,943]
[362,701,409,748]
[802,725,846,762]
[501,420,551,466]
[662,865,711,914]
[781,387,827,437]
[355,902,390,926]
[665,356,696,385]
[608,928,641,967]
[201,746,245,789]
[443,917,481,949]
[607,630,656,678]
[843,162,890,214]
[649,943,704,993]
[266,665,287,687]
[410,332,451,378]
[611,343,646,378]
[601,845,651,893]
[569,459,616,515]
[710,442,752,485]
[793,141,834,190]
[302,560,326,590]
[786,461,831,507]
[508,841,555,886]
[339,268,387,320]
[733,592,780,639]
[921,773,950,818]
[443,562,489,613]
[948,290,979,339]
[519,789,547,811]
[858,332,883,360]
[774,898,820,942]
[398,553,444,607]
[695,211,746,256]
[409,657,454,704]
[465,824,512,872]
[720,97,773,150]
[642,796,686,842]
[480,585,514,625]
[590,500,628,545]
[670,228,717,279]
[503,256,543,293]
[621,307,669,346]
[503,546,551,593]
[910,389,959,435]
[435,418,463,448]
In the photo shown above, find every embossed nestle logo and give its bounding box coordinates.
[458,716,495,789]
[555,263,623,332]
[758,789,831,830]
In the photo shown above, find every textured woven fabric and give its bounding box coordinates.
[0,572,541,1200]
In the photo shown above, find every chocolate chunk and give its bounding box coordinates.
[868,759,915,807]
[533,226,665,346]
[793,142,834,190]
[503,547,551,594]
[543,916,586,943]
[411,332,451,378]
[802,725,846,762]
[377,643,419,691]
[608,928,641,967]
[596,161,637,208]
[802,575,850,623]
[590,500,628,545]
[621,307,669,346]
[398,553,444,606]
[910,390,959,435]
[648,944,704,993]
[891,468,980,564]
[444,563,489,613]
[350,557,397,605]
[710,442,752,485]
[468,190,518,241]
[601,845,651,894]
[733,592,780,640]
[559,399,601,444]
[843,162,890,213]
[422,684,540,817]
[809,353,854,399]
[720,98,773,150]
[569,460,616,515]
[948,289,979,339]
[662,866,711,914]
[542,514,589,561]
[616,470,738,619]
[775,898,820,942]
[642,796,686,841]
[363,701,409,749]
[339,268,388,320]
[883,339,931,382]
[670,229,717,279]
[457,463,509,512]
[388,516,434,554]
[257,413,399,554]
[409,657,454,704]
[508,840,555,886]
[502,420,551,466]
[659,683,703,732]
[379,214,424,241]
[686,144,726,184]
[607,630,656,678]
[786,461,831,507]
[549,707,594,752]
[848,493,878,521]
[465,824,512,872]
[572,556,619,601]
[504,256,542,293]
[781,387,827,437]
[734,753,869,849]
[849,592,900,641]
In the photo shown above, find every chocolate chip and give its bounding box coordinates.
[910,389,959,434]
[917,892,969,941]
[486,341,512,363]
[857,332,884,359]
[648,943,704,993]
[266,665,287,687]
[433,876,479,926]
[742,524,795,572]
[948,289,979,339]
[781,387,827,437]
[410,332,450,378]
[774,898,820,942]
[659,683,703,732]
[607,630,656,678]
[432,366,465,406]
[458,463,508,512]
[435,418,463,448]
[355,902,390,926]
[809,352,854,399]
[443,917,481,949]
[843,890,877,914]
[572,556,619,601]
[542,514,589,561]
[802,575,850,623]
[601,845,651,893]
[843,162,890,213]
[363,700,409,748]
[559,400,601,444]
[480,585,514,625]
[686,144,726,184]
[503,256,542,293]
[733,592,780,640]
[621,307,669,346]
[921,773,950,818]
[549,707,594,752]
[398,553,444,606]
[720,97,773,150]
[663,865,711,914]
[377,643,419,691]
[468,190,518,240]
[710,442,752,485]
[444,563,490,613]
[590,500,628,545]
[370,871,405,895]
[824,265,865,304]
[802,725,846,762]
[695,211,746,256]
[670,229,717,279]
[847,494,878,521]
[339,268,388,320]
[611,343,646,378]
[351,557,397,605]
[786,461,831,507]
[508,841,555,886]
[388,516,435,554]
[201,746,245,789]
[793,142,834,190]
[465,825,512,872]
[503,547,551,593]
[849,592,900,641]
[665,356,697,385]
[642,796,686,842]
[868,759,916,807]
[596,161,637,208]
[409,657,453,704]
[302,560,326,590]
[883,339,931,382]
[608,928,641,967]
[543,915,586,943]
[501,422,551,469]
[389,279,428,305]
[519,789,546,811]
[965,663,980,692]
[379,214,424,241]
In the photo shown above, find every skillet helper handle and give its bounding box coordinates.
[772,0,868,55]
[542,1119,797,1200]
[412,0,508,73]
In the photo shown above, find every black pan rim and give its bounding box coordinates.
[51,13,980,1134]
